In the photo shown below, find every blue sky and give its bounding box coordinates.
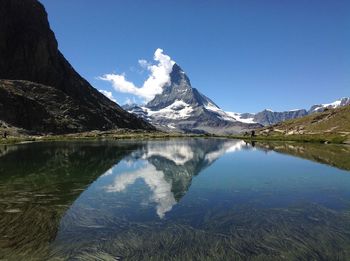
[40,0,349,112]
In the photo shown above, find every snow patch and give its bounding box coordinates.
[309,98,350,113]
[225,112,256,124]
[204,102,238,122]
[144,100,194,120]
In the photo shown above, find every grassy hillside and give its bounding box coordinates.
[243,105,350,144]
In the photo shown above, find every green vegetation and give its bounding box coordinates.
[1,105,349,145]
[0,130,209,145]
[229,105,350,144]
[252,141,350,171]
[228,133,348,144]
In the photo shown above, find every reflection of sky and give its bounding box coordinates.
[48,139,350,260]
[105,161,176,218]
[53,138,350,251]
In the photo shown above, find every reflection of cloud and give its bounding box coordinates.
[105,163,176,218]
[143,141,194,165]
[205,140,247,163]
[101,167,114,177]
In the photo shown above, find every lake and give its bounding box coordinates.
[1,138,350,260]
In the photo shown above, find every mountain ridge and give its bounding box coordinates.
[0,0,154,134]
[124,62,348,132]
[226,97,350,126]
[254,104,350,143]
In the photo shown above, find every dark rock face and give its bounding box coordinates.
[0,0,154,133]
[0,80,104,133]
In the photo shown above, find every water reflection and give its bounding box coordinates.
[104,139,250,218]
[0,141,141,259]
[253,141,350,171]
[106,162,177,218]
[1,139,350,260]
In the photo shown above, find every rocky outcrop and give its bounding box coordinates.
[0,0,154,133]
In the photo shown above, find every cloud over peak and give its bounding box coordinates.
[100,48,175,102]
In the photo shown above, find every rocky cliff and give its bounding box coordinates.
[0,0,154,134]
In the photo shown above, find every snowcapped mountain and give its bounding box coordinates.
[225,97,350,127]
[123,63,349,131]
[308,97,350,114]
[123,64,261,134]
[228,109,309,126]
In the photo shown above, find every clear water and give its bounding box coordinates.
[1,138,350,260]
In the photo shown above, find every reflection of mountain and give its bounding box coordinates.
[0,142,140,259]
[105,139,250,219]
[0,138,250,260]
[4,139,348,260]
[146,139,248,202]
[254,141,350,171]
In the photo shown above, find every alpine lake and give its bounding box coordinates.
[1,138,350,260]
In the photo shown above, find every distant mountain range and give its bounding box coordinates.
[255,103,350,144]
[0,0,153,134]
[231,97,350,126]
[123,63,349,134]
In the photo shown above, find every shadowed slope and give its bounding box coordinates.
[0,0,154,133]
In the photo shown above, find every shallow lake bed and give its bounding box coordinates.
[1,138,350,260]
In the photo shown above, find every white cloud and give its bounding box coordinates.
[138,59,150,69]
[99,89,117,103]
[99,48,175,102]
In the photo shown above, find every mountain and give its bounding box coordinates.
[308,97,350,114]
[229,97,350,127]
[123,64,261,134]
[255,104,350,143]
[0,0,153,134]
[122,60,348,132]
[229,109,308,126]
